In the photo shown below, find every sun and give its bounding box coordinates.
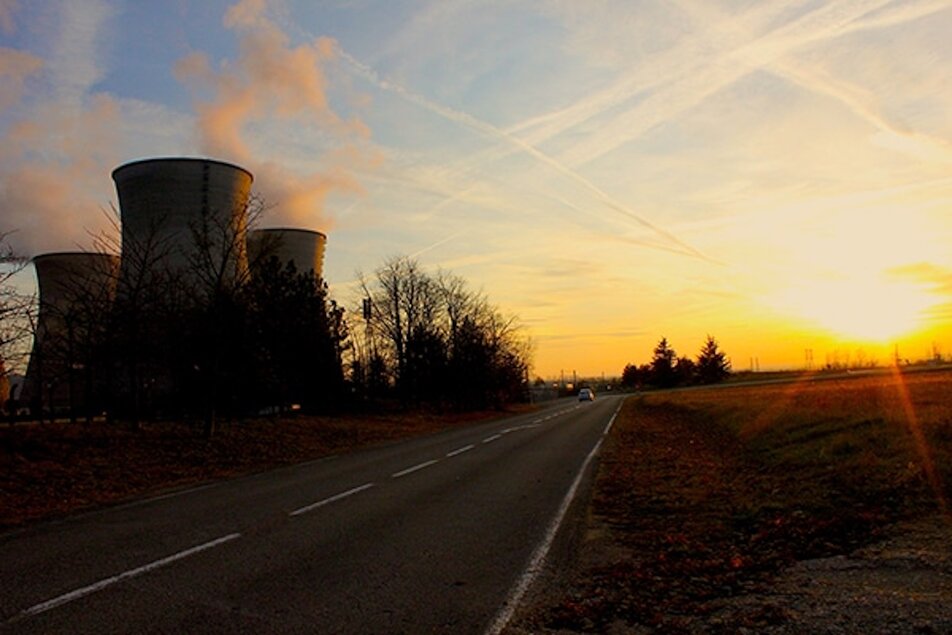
[768,275,935,344]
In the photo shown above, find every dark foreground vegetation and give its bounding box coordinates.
[527,368,952,632]
[2,220,531,429]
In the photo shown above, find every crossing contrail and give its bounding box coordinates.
[334,44,715,263]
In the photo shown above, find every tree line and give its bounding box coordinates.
[0,216,531,432]
[353,256,531,411]
[621,335,731,389]
[4,218,348,435]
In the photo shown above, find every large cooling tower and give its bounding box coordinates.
[248,228,327,280]
[112,158,254,286]
[22,252,120,413]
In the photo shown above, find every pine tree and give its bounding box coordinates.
[650,337,678,388]
[696,335,731,384]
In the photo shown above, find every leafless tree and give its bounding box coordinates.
[360,256,441,392]
[357,255,531,408]
[0,232,35,418]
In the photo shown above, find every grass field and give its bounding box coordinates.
[535,367,952,632]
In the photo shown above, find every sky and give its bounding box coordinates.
[1,0,951,378]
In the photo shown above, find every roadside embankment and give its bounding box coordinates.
[514,369,952,633]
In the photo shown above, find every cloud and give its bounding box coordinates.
[0,2,120,255]
[175,0,371,229]
[47,0,113,104]
[0,0,17,36]
[335,43,712,262]
[888,262,952,296]
[252,159,363,231]
[0,0,18,35]
[0,46,42,109]
[0,95,122,255]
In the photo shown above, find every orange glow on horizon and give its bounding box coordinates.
[764,275,938,346]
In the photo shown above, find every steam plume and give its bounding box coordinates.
[175,0,370,230]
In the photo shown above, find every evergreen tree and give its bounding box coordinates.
[696,335,731,384]
[650,337,678,388]
[675,355,697,386]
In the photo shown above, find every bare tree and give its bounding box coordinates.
[0,232,35,418]
[360,256,441,399]
[358,255,531,409]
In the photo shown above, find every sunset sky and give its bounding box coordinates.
[2,0,951,378]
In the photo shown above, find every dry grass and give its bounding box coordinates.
[533,368,952,632]
[0,406,534,530]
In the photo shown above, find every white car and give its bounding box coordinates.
[578,388,595,401]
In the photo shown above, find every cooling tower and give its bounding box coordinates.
[248,228,327,280]
[22,252,120,414]
[112,158,254,287]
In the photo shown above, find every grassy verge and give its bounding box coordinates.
[0,406,534,530]
[533,369,952,632]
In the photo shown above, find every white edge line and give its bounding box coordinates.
[446,444,476,458]
[391,459,440,479]
[603,400,624,436]
[18,533,242,618]
[482,434,503,444]
[290,482,376,516]
[485,437,605,635]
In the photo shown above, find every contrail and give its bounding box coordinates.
[334,45,715,263]
[409,231,464,259]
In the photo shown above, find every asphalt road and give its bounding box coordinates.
[0,395,623,634]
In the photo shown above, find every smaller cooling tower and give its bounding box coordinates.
[248,228,327,280]
[112,158,254,287]
[22,252,120,414]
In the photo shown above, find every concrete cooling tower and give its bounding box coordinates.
[248,228,327,280]
[22,252,120,413]
[112,158,253,286]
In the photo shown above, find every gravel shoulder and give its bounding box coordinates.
[709,514,952,634]
[511,512,952,634]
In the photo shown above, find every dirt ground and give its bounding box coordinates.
[508,373,952,633]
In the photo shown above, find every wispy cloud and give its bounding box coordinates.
[0,46,42,109]
[48,0,113,104]
[0,0,18,36]
[553,0,904,168]
[0,1,121,254]
[335,43,713,262]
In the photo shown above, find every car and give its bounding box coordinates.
[578,388,595,401]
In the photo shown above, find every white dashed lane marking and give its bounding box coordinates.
[16,533,242,620]
[290,483,376,517]
[392,459,441,479]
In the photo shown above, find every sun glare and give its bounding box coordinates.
[769,276,935,344]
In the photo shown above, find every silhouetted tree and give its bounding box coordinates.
[696,335,731,384]
[0,233,33,418]
[650,337,678,388]
[360,256,440,401]
[358,255,530,410]
[675,355,697,386]
[621,364,638,388]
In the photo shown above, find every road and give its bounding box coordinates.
[0,395,623,634]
